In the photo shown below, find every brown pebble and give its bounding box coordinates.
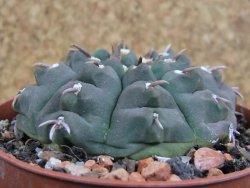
[39,151,57,160]
[225,143,235,149]
[1,130,14,139]
[224,153,233,161]
[167,174,182,181]
[103,168,129,181]
[98,155,113,168]
[207,168,224,177]
[194,147,225,171]
[64,163,91,176]
[186,148,196,158]
[141,161,171,181]
[54,161,71,169]
[84,160,96,169]
[128,172,146,182]
[86,164,109,178]
[137,157,154,173]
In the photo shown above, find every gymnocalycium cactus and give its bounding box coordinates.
[12,43,240,160]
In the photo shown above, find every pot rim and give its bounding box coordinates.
[0,99,250,187]
[0,150,249,187]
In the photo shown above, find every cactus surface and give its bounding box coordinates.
[12,44,237,160]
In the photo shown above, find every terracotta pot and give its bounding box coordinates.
[0,99,249,188]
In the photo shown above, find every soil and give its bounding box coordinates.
[0,113,250,181]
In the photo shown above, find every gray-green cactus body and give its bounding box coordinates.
[12,43,237,160]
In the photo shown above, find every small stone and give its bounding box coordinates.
[45,157,62,170]
[92,164,109,177]
[54,161,71,169]
[246,145,250,151]
[64,163,90,176]
[207,168,224,177]
[84,160,96,169]
[103,168,129,181]
[186,148,196,158]
[224,153,233,161]
[141,161,171,181]
[29,162,37,166]
[137,157,154,173]
[35,147,43,153]
[112,160,127,171]
[167,157,204,179]
[194,147,225,171]
[245,128,250,136]
[1,130,14,139]
[128,172,145,182]
[75,161,84,166]
[37,151,57,160]
[122,158,136,173]
[167,174,182,181]
[225,143,235,149]
[237,146,250,161]
[0,120,9,130]
[98,155,113,168]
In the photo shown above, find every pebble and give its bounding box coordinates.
[54,161,71,169]
[141,161,171,181]
[225,143,235,149]
[224,153,233,161]
[237,146,250,161]
[103,168,129,181]
[128,172,146,182]
[207,168,224,177]
[92,164,109,177]
[112,161,127,171]
[85,164,109,178]
[246,145,250,151]
[122,158,136,173]
[37,151,57,160]
[137,157,154,173]
[64,163,90,176]
[45,157,62,170]
[75,161,84,166]
[245,128,250,136]
[84,160,96,169]
[186,148,196,158]
[0,120,9,130]
[98,155,113,168]
[167,174,182,181]
[194,147,225,171]
[1,130,14,139]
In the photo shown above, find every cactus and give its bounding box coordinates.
[12,43,238,160]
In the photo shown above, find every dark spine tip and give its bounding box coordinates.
[71,44,91,58]
[137,57,142,65]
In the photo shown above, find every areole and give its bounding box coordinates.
[0,99,249,188]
